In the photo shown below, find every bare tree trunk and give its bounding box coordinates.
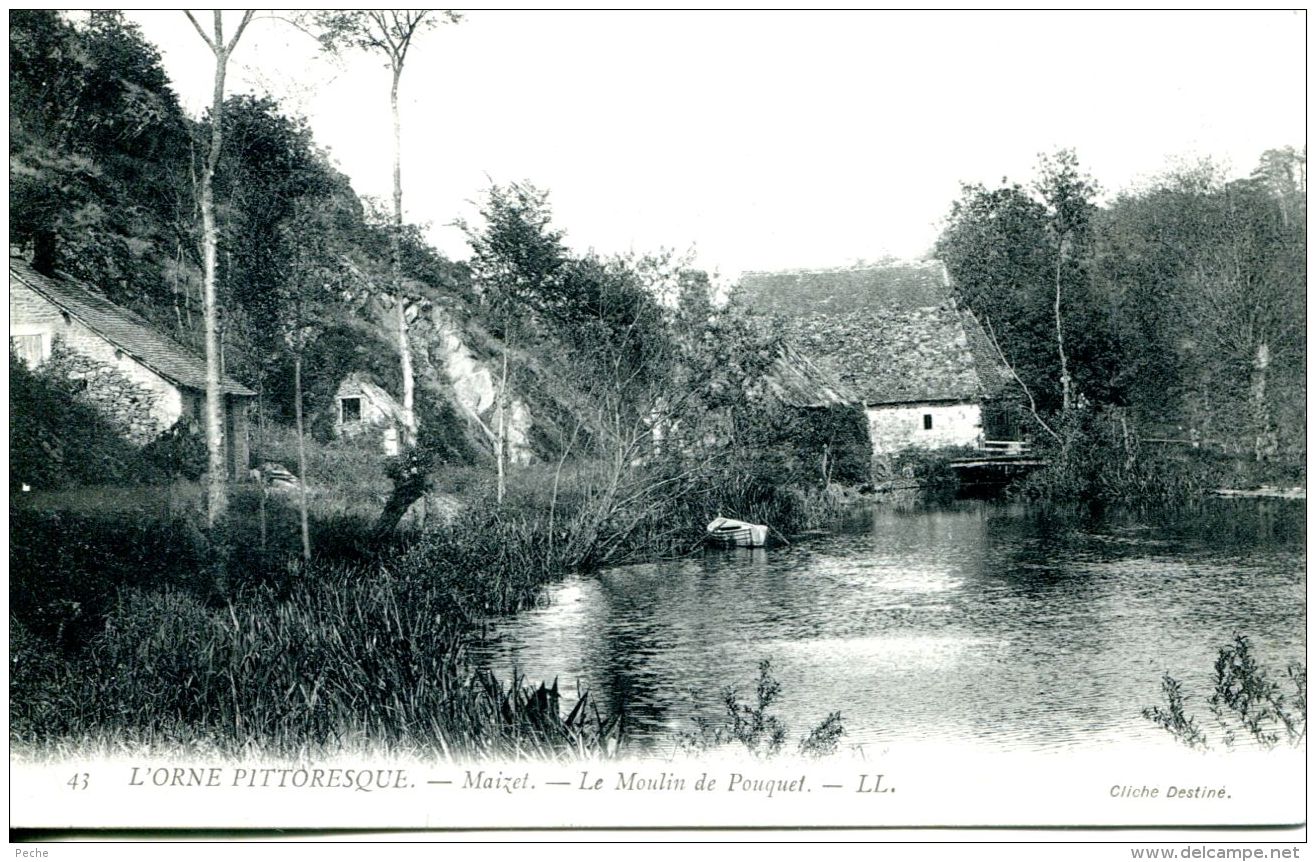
[390,65,416,445]
[1054,235,1073,413]
[294,352,311,561]
[200,44,228,527]
[496,347,508,505]
[258,381,267,551]
[1119,411,1135,473]
[186,10,253,529]
[1251,342,1277,463]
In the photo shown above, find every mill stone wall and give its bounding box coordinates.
[866,402,982,456]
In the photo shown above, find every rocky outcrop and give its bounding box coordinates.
[426,304,534,465]
[339,272,549,465]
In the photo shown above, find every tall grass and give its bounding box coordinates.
[13,567,621,760]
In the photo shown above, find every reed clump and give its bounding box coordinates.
[12,564,621,760]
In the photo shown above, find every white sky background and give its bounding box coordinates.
[129,10,1305,281]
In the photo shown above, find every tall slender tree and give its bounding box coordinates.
[305,11,461,446]
[1035,149,1100,413]
[275,202,341,560]
[184,10,254,527]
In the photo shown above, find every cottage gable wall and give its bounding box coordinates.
[12,266,252,477]
[11,282,185,433]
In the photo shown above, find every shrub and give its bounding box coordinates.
[1142,634,1306,751]
[9,349,155,490]
[140,418,207,480]
[1017,407,1221,507]
[678,659,845,759]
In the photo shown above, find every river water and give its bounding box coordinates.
[472,499,1306,753]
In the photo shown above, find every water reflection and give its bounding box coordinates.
[473,499,1306,752]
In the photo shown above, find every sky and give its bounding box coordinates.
[130,10,1306,281]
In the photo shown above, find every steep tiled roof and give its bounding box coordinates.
[10,258,255,397]
[737,260,1010,406]
[957,306,1016,400]
[739,260,950,317]
[763,341,863,408]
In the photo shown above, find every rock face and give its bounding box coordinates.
[423,303,534,465]
[340,276,543,465]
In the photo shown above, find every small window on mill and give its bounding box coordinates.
[341,397,362,424]
[923,414,933,431]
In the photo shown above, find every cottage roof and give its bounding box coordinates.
[736,261,1012,406]
[10,258,255,397]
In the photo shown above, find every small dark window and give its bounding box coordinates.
[923,414,933,430]
[341,397,362,424]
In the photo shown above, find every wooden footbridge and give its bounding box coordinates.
[948,441,1047,486]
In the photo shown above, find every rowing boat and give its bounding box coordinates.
[706,516,769,548]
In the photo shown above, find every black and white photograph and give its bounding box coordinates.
[8,9,1306,845]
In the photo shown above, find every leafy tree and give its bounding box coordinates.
[209,94,356,392]
[1096,155,1305,463]
[938,152,1122,419]
[272,201,346,560]
[461,181,570,501]
[937,181,1057,411]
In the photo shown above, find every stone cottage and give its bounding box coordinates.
[9,257,255,477]
[333,371,407,456]
[737,260,1017,462]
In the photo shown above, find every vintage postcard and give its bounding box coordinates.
[8,9,1306,841]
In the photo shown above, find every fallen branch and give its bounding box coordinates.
[970,309,1060,443]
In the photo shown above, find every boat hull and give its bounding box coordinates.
[706,517,769,548]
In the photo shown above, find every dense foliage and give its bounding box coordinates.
[9,11,471,443]
[938,148,1306,499]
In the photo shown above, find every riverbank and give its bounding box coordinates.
[1210,486,1305,500]
[10,450,853,760]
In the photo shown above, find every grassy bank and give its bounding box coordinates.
[10,442,846,759]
